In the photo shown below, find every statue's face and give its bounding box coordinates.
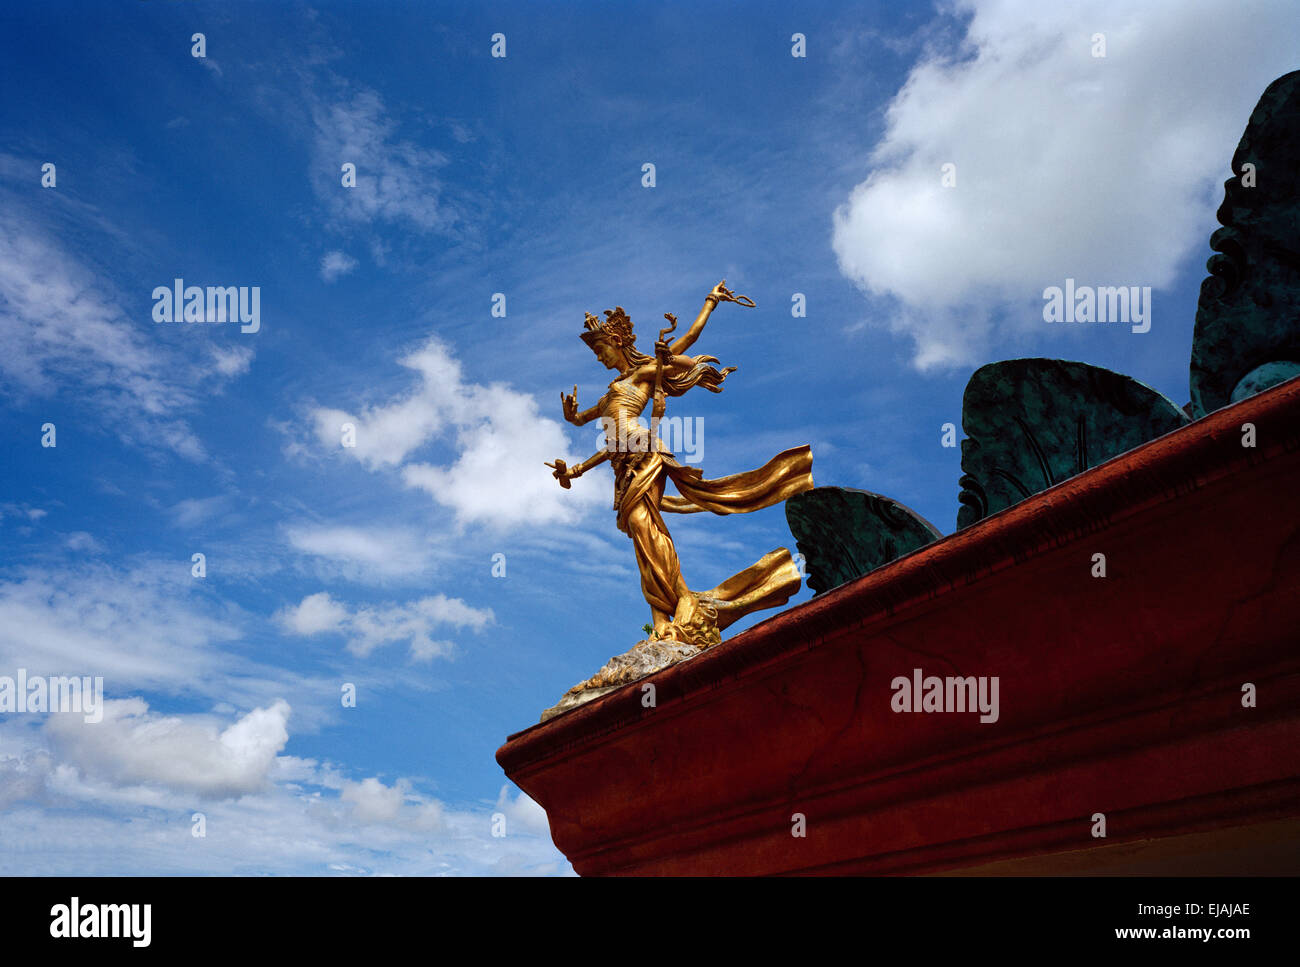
[592,336,623,370]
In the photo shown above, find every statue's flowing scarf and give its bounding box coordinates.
[614,444,814,629]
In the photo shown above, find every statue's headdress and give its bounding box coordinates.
[581,306,636,348]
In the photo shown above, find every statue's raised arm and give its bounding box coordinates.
[669,280,755,356]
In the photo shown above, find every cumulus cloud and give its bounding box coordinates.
[494,785,551,838]
[341,776,443,830]
[830,0,1299,368]
[0,759,566,875]
[0,720,566,875]
[278,590,349,635]
[320,250,359,282]
[277,590,492,661]
[309,336,604,527]
[44,698,290,799]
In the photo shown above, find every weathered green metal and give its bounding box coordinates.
[956,359,1189,529]
[785,486,942,594]
[1189,70,1300,417]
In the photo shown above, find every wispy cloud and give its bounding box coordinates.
[0,197,254,459]
[310,89,458,233]
[320,249,358,282]
[285,523,438,581]
[0,558,341,731]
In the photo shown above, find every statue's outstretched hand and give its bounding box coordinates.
[709,280,735,304]
[561,385,579,424]
[707,279,755,308]
[545,459,573,489]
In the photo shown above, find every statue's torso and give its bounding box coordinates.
[599,375,677,508]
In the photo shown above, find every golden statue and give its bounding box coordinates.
[547,281,814,650]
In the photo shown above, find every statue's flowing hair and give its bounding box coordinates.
[622,343,736,396]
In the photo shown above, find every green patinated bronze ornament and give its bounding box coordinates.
[786,487,943,594]
[956,359,1190,529]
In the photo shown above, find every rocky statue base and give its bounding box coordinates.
[541,592,725,723]
[541,638,709,723]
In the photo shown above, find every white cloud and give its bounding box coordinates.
[277,590,349,635]
[0,719,567,875]
[494,784,551,838]
[311,90,455,232]
[0,765,567,875]
[310,336,605,528]
[0,201,253,458]
[320,250,359,282]
[63,531,106,554]
[278,591,493,661]
[169,495,231,529]
[0,563,237,693]
[0,560,341,732]
[286,523,434,580]
[830,0,1299,368]
[209,343,254,377]
[44,698,290,799]
[340,776,443,830]
[0,504,48,528]
[0,750,51,809]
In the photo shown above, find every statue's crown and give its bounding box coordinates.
[581,306,635,347]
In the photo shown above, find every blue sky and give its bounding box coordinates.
[0,0,1294,874]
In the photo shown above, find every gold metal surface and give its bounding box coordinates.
[548,281,814,645]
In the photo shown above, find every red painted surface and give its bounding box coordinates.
[497,378,1300,875]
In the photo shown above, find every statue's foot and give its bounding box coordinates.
[665,592,721,649]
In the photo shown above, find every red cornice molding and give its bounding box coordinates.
[498,377,1300,875]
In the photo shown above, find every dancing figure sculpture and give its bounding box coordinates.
[548,281,814,648]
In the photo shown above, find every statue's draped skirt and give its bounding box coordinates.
[612,443,815,628]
